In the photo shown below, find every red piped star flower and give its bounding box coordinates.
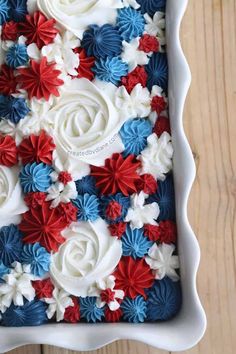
[121,66,147,94]
[114,257,155,299]
[144,224,160,242]
[16,57,64,101]
[139,34,159,53]
[159,220,177,244]
[18,130,55,165]
[106,201,122,220]
[136,174,158,195]
[33,278,54,299]
[154,116,171,137]
[151,95,167,115]
[74,48,95,81]
[58,171,73,185]
[108,222,127,239]
[0,135,18,167]
[1,21,19,41]
[64,297,80,323]
[57,202,78,224]
[19,201,68,252]
[24,192,47,208]
[91,153,141,196]
[19,11,59,49]
[105,307,123,322]
[0,65,17,95]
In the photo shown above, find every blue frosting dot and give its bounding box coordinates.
[0,224,23,267]
[137,0,166,15]
[0,95,30,124]
[121,296,147,323]
[100,193,130,224]
[120,118,152,157]
[117,7,145,41]
[6,43,29,68]
[21,243,51,277]
[75,175,98,195]
[1,300,48,326]
[122,226,153,259]
[80,297,104,323]
[93,57,128,85]
[146,52,168,92]
[146,277,182,321]
[20,162,53,193]
[8,0,27,22]
[0,261,9,283]
[0,0,10,25]
[81,24,122,58]
[147,174,176,221]
[73,194,100,222]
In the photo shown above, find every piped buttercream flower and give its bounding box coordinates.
[72,194,99,222]
[33,278,54,299]
[80,297,104,323]
[0,0,9,25]
[137,0,166,15]
[93,56,128,85]
[125,191,160,229]
[1,20,19,41]
[44,287,73,322]
[145,243,180,281]
[139,34,159,53]
[19,162,53,193]
[8,0,28,22]
[121,37,149,72]
[75,176,98,196]
[117,7,145,41]
[137,132,173,181]
[0,65,17,95]
[0,95,30,124]
[121,66,147,93]
[0,224,23,267]
[94,275,124,311]
[100,193,130,223]
[64,296,80,323]
[16,57,64,100]
[75,48,95,81]
[122,225,153,259]
[121,295,147,323]
[5,43,29,68]
[145,52,168,92]
[91,153,141,196]
[21,243,51,277]
[0,135,18,166]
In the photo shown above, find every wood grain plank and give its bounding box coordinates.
[7,345,42,354]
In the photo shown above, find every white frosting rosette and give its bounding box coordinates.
[50,219,122,297]
[0,166,28,227]
[37,0,124,38]
[44,78,126,179]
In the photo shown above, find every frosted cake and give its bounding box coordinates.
[0,0,181,326]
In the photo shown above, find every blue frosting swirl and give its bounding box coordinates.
[145,52,168,92]
[75,175,98,195]
[80,297,104,323]
[117,7,145,41]
[1,300,48,326]
[121,296,147,323]
[93,57,128,85]
[136,0,166,15]
[122,226,153,259]
[0,0,9,25]
[0,261,9,283]
[100,193,130,223]
[20,162,53,193]
[0,224,23,267]
[120,118,152,157]
[0,95,30,124]
[147,173,176,221]
[21,243,51,277]
[8,0,28,22]
[73,193,100,222]
[81,24,122,58]
[146,277,182,321]
[6,43,29,68]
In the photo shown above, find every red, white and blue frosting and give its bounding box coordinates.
[0,0,181,326]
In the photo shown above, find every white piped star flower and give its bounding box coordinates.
[121,38,149,72]
[44,288,74,322]
[0,262,35,312]
[125,191,160,229]
[93,276,124,311]
[144,12,166,38]
[145,243,180,281]
[122,0,140,9]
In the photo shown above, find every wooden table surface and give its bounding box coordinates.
[6,0,236,353]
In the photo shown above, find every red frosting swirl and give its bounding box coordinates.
[121,66,147,94]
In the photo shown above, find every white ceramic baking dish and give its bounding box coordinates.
[0,0,206,352]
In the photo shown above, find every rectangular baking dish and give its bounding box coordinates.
[0,0,206,352]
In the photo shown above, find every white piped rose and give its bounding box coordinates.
[0,166,28,227]
[37,0,124,38]
[44,78,126,179]
[50,219,122,297]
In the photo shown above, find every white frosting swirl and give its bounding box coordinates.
[0,166,28,227]
[44,78,125,179]
[37,0,124,38]
[50,219,122,297]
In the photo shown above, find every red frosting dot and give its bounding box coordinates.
[144,224,160,242]
[154,116,171,137]
[58,171,73,185]
[139,34,160,53]
[33,278,54,299]
[106,201,122,220]
[64,297,80,323]
[121,66,147,94]
[108,222,127,239]
[100,288,116,303]
[57,202,78,224]
[159,220,177,244]
[136,174,158,195]
[151,95,167,115]
[0,135,17,167]
[1,21,19,41]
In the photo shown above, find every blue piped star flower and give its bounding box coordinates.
[120,118,152,157]
[93,57,128,85]
[6,43,29,68]
[19,162,53,193]
[21,243,51,277]
[117,7,145,41]
[0,0,10,25]
[121,296,147,323]
[122,226,153,259]
[0,224,23,267]
[145,52,168,92]
[73,194,100,221]
[0,95,30,124]
[136,0,166,16]
[100,193,130,224]
[75,175,98,195]
[8,0,28,22]
[80,297,104,323]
